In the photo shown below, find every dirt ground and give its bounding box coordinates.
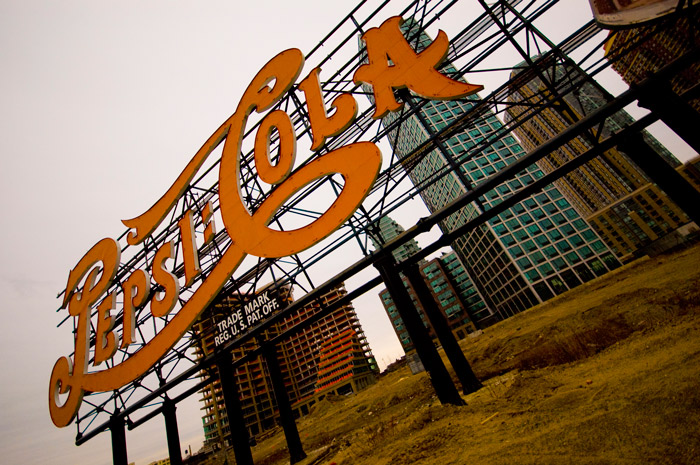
[222,242,700,465]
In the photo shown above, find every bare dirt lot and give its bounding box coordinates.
[232,243,700,465]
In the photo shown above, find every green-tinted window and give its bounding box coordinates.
[522,240,537,252]
[556,240,572,252]
[527,224,542,235]
[532,208,546,219]
[509,245,524,257]
[573,219,587,230]
[535,193,550,205]
[514,230,529,241]
[493,224,507,235]
[539,218,554,230]
[525,269,540,283]
[579,246,593,258]
[547,230,563,241]
[547,276,568,295]
[561,224,575,235]
[516,257,533,269]
[538,262,554,276]
[552,213,566,225]
[552,257,567,270]
[564,208,578,219]
[543,206,558,217]
[544,246,558,258]
[582,230,597,241]
[591,240,607,252]
[506,218,521,230]
[587,258,606,276]
[509,179,523,190]
[601,253,621,270]
[563,251,580,264]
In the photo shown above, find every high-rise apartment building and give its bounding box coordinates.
[505,59,694,262]
[379,249,486,353]
[361,20,621,324]
[194,283,377,447]
[370,214,489,349]
[604,7,700,111]
[369,215,424,264]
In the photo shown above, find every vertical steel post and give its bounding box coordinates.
[262,343,307,464]
[403,263,482,394]
[619,132,700,225]
[110,414,128,465]
[374,254,464,406]
[162,397,183,465]
[216,357,254,465]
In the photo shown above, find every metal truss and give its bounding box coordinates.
[53,0,700,449]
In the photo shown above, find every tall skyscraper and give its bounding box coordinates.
[505,58,694,262]
[371,215,489,350]
[369,215,424,264]
[378,249,487,354]
[361,19,621,325]
[194,283,377,447]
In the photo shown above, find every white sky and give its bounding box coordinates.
[0,1,696,465]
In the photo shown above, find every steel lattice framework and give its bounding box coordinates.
[52,0,700,454]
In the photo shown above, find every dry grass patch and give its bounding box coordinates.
[247,244,700,465]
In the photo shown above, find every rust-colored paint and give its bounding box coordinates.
[120,269,150,349]
[254,109,297,184]
[50,238,120,427]
[354,16,483,119]
[177,209,202,287]
[150,240,180,318]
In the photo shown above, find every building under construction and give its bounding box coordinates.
[193,284,378,447]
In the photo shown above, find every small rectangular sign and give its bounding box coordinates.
[213,290,286,346]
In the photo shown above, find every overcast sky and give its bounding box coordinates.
[0,1,696,465]
[0,2,397,464]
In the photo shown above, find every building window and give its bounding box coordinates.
[525,269,540,283]
[533,282,554,300]
[547,276,568,295]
